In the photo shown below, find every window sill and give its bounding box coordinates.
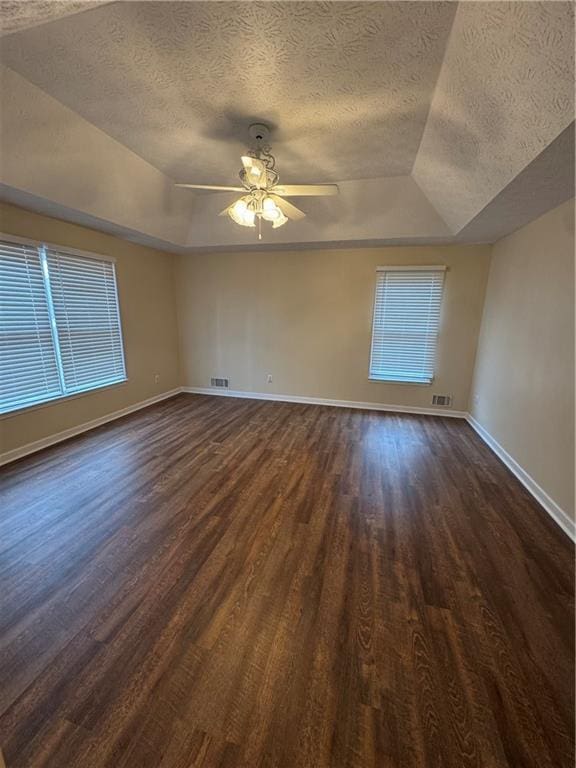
[0,378,129,420]
[368,377,432,387]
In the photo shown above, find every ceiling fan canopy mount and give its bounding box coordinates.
[248,122,271,143]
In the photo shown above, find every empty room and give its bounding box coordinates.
[0,1,574,767]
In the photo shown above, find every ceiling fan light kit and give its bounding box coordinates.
[175,124,338,239]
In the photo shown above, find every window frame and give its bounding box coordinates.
[368,265,446,386]
[0,232,128,418]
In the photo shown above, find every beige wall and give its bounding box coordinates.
[0,202,181,456]
[471,199,575,521]
[175,244,491,412]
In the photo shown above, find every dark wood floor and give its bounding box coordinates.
[0,394,573,768]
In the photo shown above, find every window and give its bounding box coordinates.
[0,236,126,414]
[369,266,446,384]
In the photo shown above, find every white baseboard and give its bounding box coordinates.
[181,386,467,418]
[0,388,183,467]
[467,415,575,542]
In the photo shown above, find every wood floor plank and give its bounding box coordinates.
[0,393,573,767]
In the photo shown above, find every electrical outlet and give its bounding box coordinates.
[154,373,160,384]
[266,374,273,384]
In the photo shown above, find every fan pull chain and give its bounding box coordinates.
[258,216,262,240]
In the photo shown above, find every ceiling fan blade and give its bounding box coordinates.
[272,184,339,197]
[241,156,267,189]
[175,184,245,192]
[269,194,306,221]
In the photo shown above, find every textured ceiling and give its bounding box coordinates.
[413,0,575,230]
[0,1,456,183]
[0,1,109,35]
[0,1,573,251]
[456,123,575,244]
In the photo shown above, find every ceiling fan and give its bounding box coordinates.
[175,124,338,239]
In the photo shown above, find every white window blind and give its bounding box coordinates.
[369,266,446,384]
[47,248,126,394]
[0,237,126,415]
[0,240,62,413]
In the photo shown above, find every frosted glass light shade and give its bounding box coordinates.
[272,211,289,228]
[261,196,281,222]
[229,198,255,227]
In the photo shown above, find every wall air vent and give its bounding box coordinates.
[432,394,452,407]
[210,377,229,389]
